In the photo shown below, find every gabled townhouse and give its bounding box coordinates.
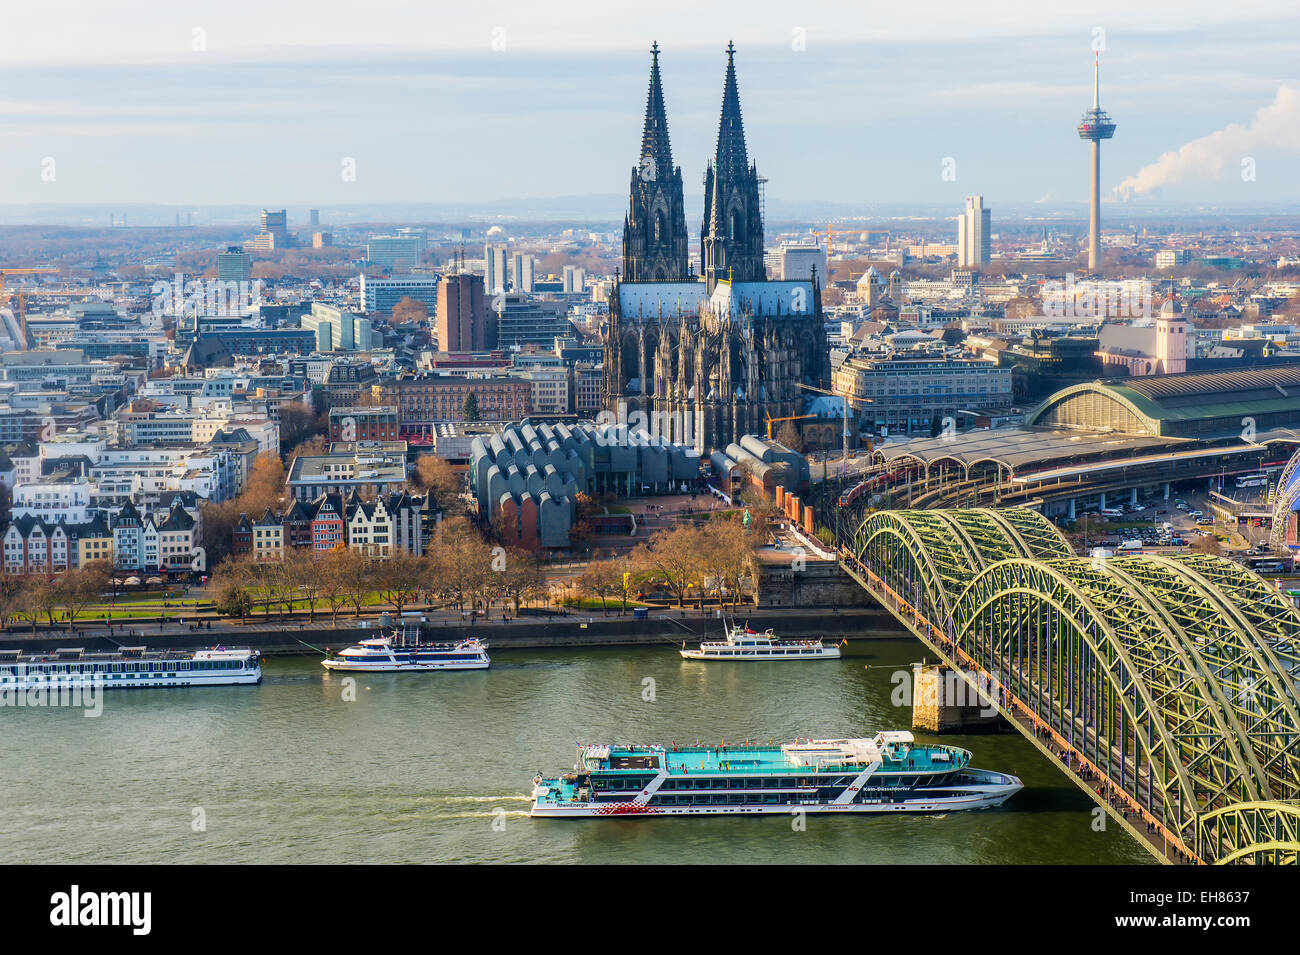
[252,507,284,561]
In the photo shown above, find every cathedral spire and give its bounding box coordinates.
[714,40,749,182]
[639,41,674,181]
[622,42,689,282]
[702,41,764,293]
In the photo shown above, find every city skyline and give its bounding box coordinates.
[2,2,1299,208]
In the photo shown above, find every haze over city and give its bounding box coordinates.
[3,0,1300,213]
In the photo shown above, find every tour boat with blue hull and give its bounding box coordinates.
[322,627,489,672]
[680,622,842,660]
[531,732,1022,817]
[0,646,261,689]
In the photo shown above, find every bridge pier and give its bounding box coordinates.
[911,662,1006,734]
[1067,497,1076,520]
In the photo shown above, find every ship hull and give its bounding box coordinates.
[531,785,1020,818]
[679,647,840,660]
[321,659,489,672]
[0,671,261,690]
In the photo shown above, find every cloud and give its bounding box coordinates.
[1115,84,1300,197]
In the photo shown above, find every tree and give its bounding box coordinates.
[318,546,364,626]
[635,524,705,607]
[776,420,804,453]
[373,553,426,618]
[391,296,429,327]
[279,402,325,450]
[0,575,31,631]
[57,562,112,630]
[700,518,758,609]
[16,577,58,634]
[577,559,622,614]
[461,391,481,422]
[211,558,254,624]
[1191,534,1224,556]
[498,548,544,615]
[415,455,461,506]
[289,554,325,622]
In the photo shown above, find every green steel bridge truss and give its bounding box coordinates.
[852,507,1300,865]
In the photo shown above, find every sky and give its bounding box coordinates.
[2,0,1300,215]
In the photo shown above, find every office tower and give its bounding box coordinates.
[512,253,536,293]
[1077,54,1117,272]
[562,265,587,293]
[309,209,320,228]
[957,196,991,268]
[774,242,827,281]
[216,247,252,284]
[436,273,487,352]
[366,235,423,269]
[361,274,441,315]
[485,244,508,294]
[261,209,289,247]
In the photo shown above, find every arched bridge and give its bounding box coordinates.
[839,507,1300,865]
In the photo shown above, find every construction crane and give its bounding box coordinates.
[0,268,59,348]
[816,225,860,279]
[765,412,815,441]
[795,381,874,467]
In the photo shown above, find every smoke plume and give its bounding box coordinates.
[1115,85,1300,198]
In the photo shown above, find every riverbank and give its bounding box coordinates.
[0,606,905,654]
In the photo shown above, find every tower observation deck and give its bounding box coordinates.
[1077,54,1117,272]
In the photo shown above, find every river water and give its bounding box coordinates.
[1,640,1151,864]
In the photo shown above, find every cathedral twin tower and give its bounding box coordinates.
[622,41,765,293]
[606,42,831,455]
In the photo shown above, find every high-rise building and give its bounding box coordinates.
[511,253,536,293]
[216,247,252,284]
[366,235,424,270]
[361,274,441,315]
[436,273,488,352]
[309,209,320,228]
[261,209,289,246]
[1077,54,1117,272]
[302,303,377,352]
[484,244,508,295]
[957,196,990,268]
[773,242,827,281]
[562,265,587,293]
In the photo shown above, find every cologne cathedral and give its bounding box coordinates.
[603,42,831,454]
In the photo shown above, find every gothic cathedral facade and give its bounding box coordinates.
[603,42,831,455]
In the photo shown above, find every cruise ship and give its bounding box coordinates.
[0,645,261,689]
[531,732,1022,817]
[679,623,842,660]
[321,628,489,672]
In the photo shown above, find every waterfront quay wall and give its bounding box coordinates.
[0,607,906,655]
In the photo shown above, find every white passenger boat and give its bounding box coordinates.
[680,622,842,660]
[322,627,489,672]
[0,645,261,689]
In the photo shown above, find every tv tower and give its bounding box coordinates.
[1077,52,1116,272]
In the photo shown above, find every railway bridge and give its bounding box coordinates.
[836,506,1300,864]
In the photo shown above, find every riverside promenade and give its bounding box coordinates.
[0,604,905,655]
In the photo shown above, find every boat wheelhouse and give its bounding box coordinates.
[679,622,842,661]
[531,731,1021,817]
[321,627,489,672]
[0,646,261,690]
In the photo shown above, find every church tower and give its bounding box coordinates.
[702,42,766,294]
[622,42,689,282]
